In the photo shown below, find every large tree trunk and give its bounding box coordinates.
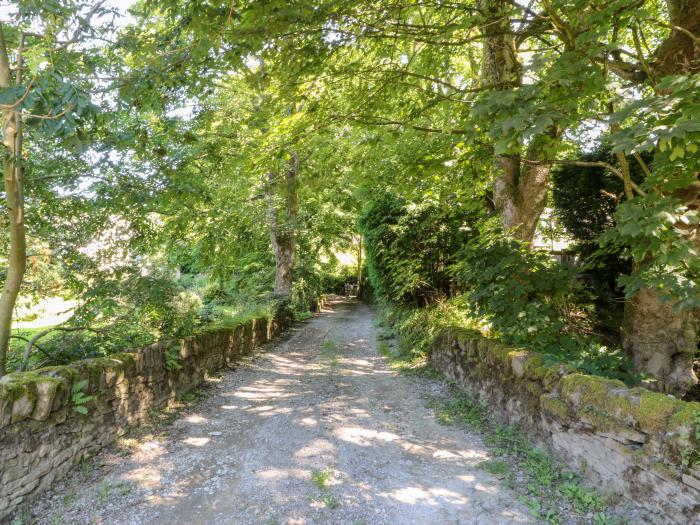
[480,0,554,243]
[268,152,298,298]
[0,26,26,376]
[622,289,699,396]
[492,147,553,242]
[620,0,700,396]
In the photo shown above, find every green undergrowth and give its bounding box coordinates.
[376,325,629,525]
[378,298,640,386]
[203,302,274,331]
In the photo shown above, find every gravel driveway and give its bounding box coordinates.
[30,297,535,525]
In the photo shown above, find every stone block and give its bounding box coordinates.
[30,378,61,421]
[510,351,529,378]
[11,394,34,424]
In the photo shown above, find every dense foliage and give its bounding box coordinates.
[0,0,697,397]
[358,191,478,306]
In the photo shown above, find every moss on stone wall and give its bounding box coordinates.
[434,329,700,448]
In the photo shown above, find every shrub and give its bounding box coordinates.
[358,191,478,305]
[450,222,637,383]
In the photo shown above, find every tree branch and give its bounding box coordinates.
[518,158,647,196]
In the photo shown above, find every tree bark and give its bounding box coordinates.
[492,148,553,242]
[268,152,298,298]
[619,0,700,396]
[622,289,699,396]
[480,0,555,243]
[0,26,26,376]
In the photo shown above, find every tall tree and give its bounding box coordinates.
[268,152,299,297]
[0,24,25,375]
[0,2,106,374]
[603,0,700,395]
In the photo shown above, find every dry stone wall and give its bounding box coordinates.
[0,314,288,522]
[430,329,700,525]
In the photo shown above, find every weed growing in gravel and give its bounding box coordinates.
[97,481,110,504]
[179,388,206,404]
[477,459,510,477]
[429,395,488,431]
[61,490,75,506]
[78,456,96,477]
[309,466,340,510]
[311,468,332,490]
[116,481,131,497]
[320,339,340,367]
[377,341,438,378]
[10,506,31,525]
[320,494,340,509]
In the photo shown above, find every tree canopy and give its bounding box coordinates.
[0,0,698,398]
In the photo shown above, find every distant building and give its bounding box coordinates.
[532,208,577,265]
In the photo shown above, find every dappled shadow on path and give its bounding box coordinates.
[38,298,533,525]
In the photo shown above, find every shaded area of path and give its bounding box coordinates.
[32,297,534,524]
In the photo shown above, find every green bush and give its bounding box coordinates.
[450,222,637,383]
[453,222,580,353]
[358,191,477,305]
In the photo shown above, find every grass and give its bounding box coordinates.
[309,466,339,510]
[477,459,510,477]
[294,310,313,321]
[320,493,340,509]
[97,481,110,504]
[311,467,332,490]
[429,385,621,524]
[8,325,57,351]
[320,339,340,367]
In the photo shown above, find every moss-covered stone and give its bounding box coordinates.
[109,352,138,376]
[668,402,700,433]
[490,343,515,369]
[631,389,685,434]
[509,350,530,377]
[30,377,62,421]
[540,394,569,421]
[38,365,81,382]
[559,373,634,430]
[0,372,52,423]
[524,380,545,399]
[646,460,681,482]
[1,371,44,403]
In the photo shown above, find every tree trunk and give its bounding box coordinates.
[622,289,698,396]
[268,152,298,298]
[620,0,700,396]
[492,149,553,242]
[480,0,554,243]
[0,26,26,376]
[356,236,362,295]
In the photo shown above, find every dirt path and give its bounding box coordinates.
[31,298,535,525]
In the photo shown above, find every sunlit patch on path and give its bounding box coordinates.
[31,297,534,525]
